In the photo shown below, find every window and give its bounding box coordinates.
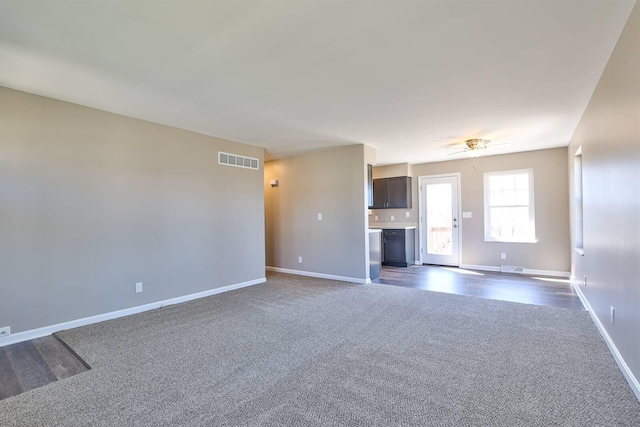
[574,147,584,254]
[484,169,535,242]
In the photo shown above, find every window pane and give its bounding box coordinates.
[490,176,503,191]
[502,175,515,190]
[426,183,453,255]
[490,207,531,240]
[485,169,534,242]
[516,189,529,205]
[502,189,517,205]
[490,190,501,205]
[515,173,529,190]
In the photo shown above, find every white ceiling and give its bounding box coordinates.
[0,0,635,164]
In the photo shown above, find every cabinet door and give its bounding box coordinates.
[383,231,405,263]
[386,177,412,208]
[372,179,387,208]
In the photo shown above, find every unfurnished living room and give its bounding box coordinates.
[1,1,639,425]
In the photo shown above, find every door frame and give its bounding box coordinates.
[418,173,462,266]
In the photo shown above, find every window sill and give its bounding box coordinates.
[483,239,538,244]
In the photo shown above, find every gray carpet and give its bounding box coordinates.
[1,272,639,426]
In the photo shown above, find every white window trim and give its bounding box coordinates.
[483,169,537,243]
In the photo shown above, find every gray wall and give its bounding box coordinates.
[0,87,265,334]
[265,145,369,281]
[371,148,570,272]
[568,3,640,388]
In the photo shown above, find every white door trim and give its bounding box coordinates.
[418,173,462,266]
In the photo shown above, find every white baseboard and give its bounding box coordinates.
[266,266,368,284]
[459,264,570,277]
[0,277,266,348]
[571,278,640,401]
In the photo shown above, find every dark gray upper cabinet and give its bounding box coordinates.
[371,176,412,209]
[367,164,373,208]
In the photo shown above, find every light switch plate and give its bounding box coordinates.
[317,213,322,220]
[391,215,395,221]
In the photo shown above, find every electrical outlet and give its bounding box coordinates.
[317,213,322,221]
[610,307,615,324]
[0,326,11,337]
[405,211,410,218]
[391,215,395,221]
[374,215,378,221]
[500,253,506,260]
[298,256,303,264]
[136,282,143,293]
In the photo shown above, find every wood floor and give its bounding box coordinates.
[375,264,584,310]
[1,266,581,401]
[0,335,89,401]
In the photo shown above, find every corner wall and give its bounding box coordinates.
[264,145,370,282]
[0,87,265,337]
[568,2,640,397]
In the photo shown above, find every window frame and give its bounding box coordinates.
[483,169,536,243]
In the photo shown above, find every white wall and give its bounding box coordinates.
[568,2,640,396]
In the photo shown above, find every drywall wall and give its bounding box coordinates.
[265,145,369,281]
[372,163,412,179]
[0,87,265,335]
[371,148,570,272]
[568,2,640,394]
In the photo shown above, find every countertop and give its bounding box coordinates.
[369,224,417,230]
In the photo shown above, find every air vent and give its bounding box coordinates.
[218,151,260,170]
[500,265,524,274]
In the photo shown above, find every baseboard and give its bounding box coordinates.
[571,278,640,401]
[0,277,266,348]
[266,266,368,284]
[459,264,570,277]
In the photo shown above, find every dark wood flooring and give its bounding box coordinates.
[375,264,584,310]
[0,335,89,401]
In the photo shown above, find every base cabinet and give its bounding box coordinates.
[382,229,415,267]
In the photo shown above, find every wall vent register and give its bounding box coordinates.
[218,151,260,170]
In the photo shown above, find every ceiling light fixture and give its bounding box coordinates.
[465,139,490,151]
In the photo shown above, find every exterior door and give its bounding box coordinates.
[420,175,460,266]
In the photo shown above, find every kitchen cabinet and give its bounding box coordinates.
[367,164,373,208]
[382,229,415,267]
[371,176,412,209]
[369,229,382,279]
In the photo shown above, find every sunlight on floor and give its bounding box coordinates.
[532,277,570,284]
[440,267,485,276]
